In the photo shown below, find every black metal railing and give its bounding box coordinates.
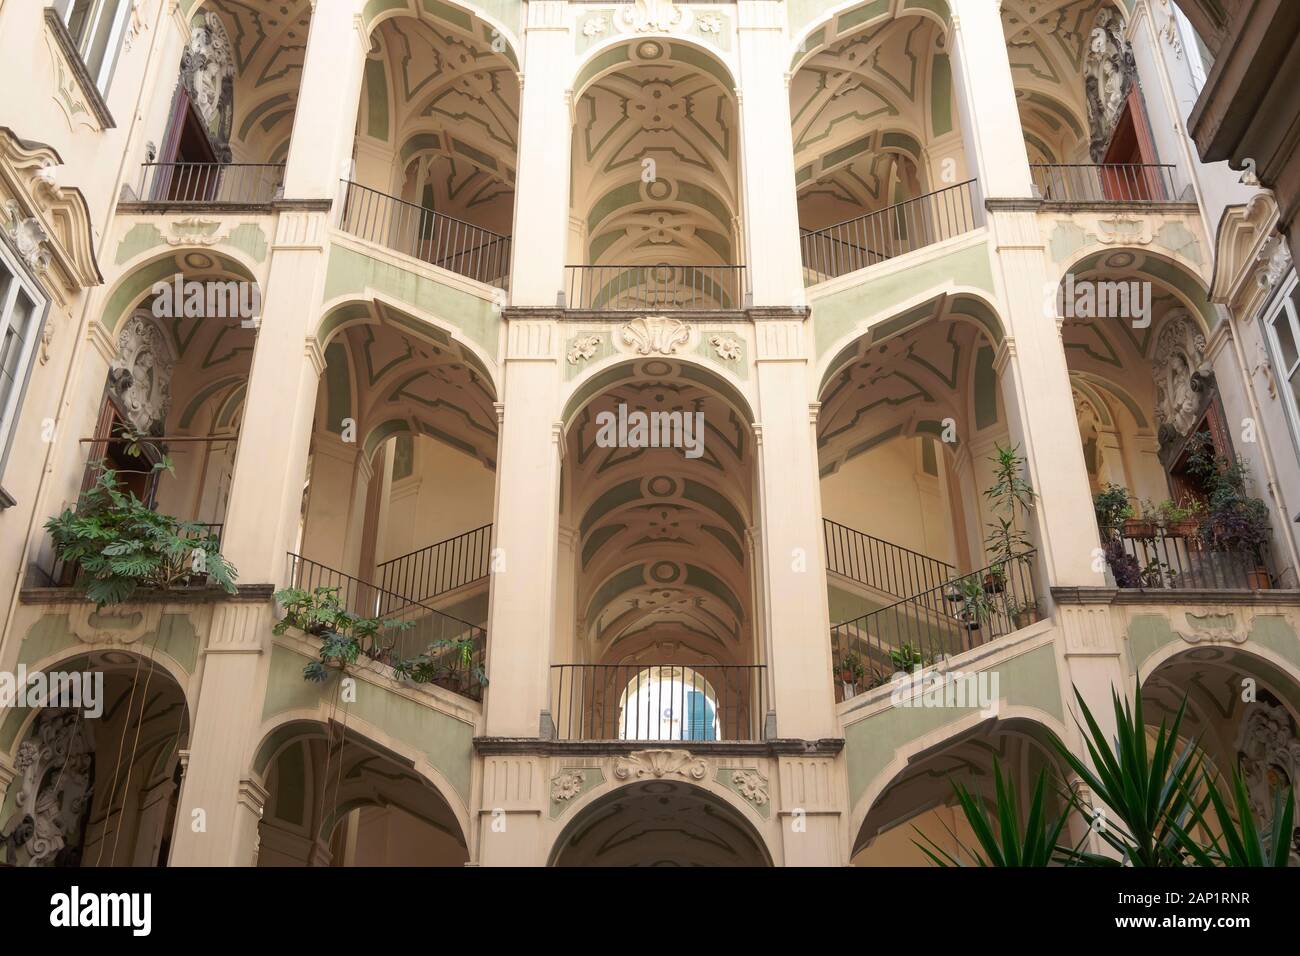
[564,264,747,311]
[338,180,511,287]
[823,518,956,602]
[1030,164,1179,204]
[285,553,487,700]
[829,551,1040,698]
[549,663,766,741]
[138,162,284,204]
[1100,525,1274,591]
[375,524,493,606]
[800,180,979,283]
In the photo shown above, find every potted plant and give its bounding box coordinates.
[983,444,1036,590]
[45,465,237,606]
[1122,500,1158,539]
[836,651,865,686]
[889,642,930,674]
[1187,435,1273,588]
[957,576,995,631]
[1005,596,1041,630]
[1103,539,1144,589]
[1155,497,1204,539]
[1093,483,1133,540]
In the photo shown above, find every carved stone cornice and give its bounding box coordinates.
[0,127,102,298]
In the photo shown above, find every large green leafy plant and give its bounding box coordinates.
[45,465,236,606]
[273,586,411,682]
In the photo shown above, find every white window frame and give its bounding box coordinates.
[1262,270,1300,453]
[0,236,52,497]
[52,0,131,93]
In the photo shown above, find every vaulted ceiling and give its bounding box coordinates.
[364,8,519,232]
[200,0,313,163]
[575,41,738,266]
[1001,0,1125,163]
[791,14,952,231]
[565,362,753,664]
[817,298,1004,477]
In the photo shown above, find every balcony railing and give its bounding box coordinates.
[549,663,767,741]
[800,180,979,283]
[1100,525,1274,590]
[374,523,493,606]
[830,552,1040,699]
[1030,164,1179,204]
[563,264,747,311]
[137,162,285,205]
[823,519,957,602]
[285,553,486,700]
[337,180,510,288]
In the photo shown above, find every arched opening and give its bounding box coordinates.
[340,5,519,286]
[567,41,743,310]
[553,358,763,741]
[1001,1,1177,201]
[1059,250,1284,589]
[255,721,468,866]
[550,780,771,866]
[818,297,1040,698]
[792,6,976,282]
[287,307,497,699]
[1140,647,1300,865]
[0,651,189,867]
[141,1,314,202]
[853,717,1069,866]
[37,251,259,590]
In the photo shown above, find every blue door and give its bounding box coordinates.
[683,690,717,741]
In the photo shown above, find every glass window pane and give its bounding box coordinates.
[1272,306,1300,371]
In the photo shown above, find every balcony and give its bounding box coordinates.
[337,180,511,289]
[1030,163,1181,204]
[830,553,1042,702]
[133,162,285,206]
[285,553,487,701]
[800,180,979,285]
[1100,524,1275,591]
[549,663,767,742]
[562,264,748,312]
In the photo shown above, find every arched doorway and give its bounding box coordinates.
[550,780,771,867]
[0,650,189,867]
[254,720,469,867]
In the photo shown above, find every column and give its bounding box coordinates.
[299,431,372,576]
[736,0,803,306]
[482,320,562,737]
[948,0,1034,200]
[754,318,838,741]
[509,2,571,305]
[283,0,369,200]
[220,211,329,584]
[167,602,271,866]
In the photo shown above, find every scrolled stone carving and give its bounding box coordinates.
[617,0,688,34]
[3,200,53,274]
[708,333,741,361]
[1234,701,1300,865]
[0,709,95,866]
[622,315,691,356]
[551,769,588,802]
[1152,313,1212,448]
[1085,8,1137,162]
[614,749,707,781]
[566,333,602,365]
[730,769,769,806]
[180,12,235,162]
[109,311,175,436]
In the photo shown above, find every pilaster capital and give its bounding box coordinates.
[993,337,1017,375]
[305,337,327,377]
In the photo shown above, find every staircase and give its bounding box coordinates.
[374,523,493,608]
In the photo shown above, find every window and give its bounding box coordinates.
[0,239,51,497]
[1263,271,1300,451]
[51,0,131,93]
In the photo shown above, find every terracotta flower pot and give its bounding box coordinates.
[1123,518,1157,538]
[1247,568,1272,590]
[1166,519,1200,538]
